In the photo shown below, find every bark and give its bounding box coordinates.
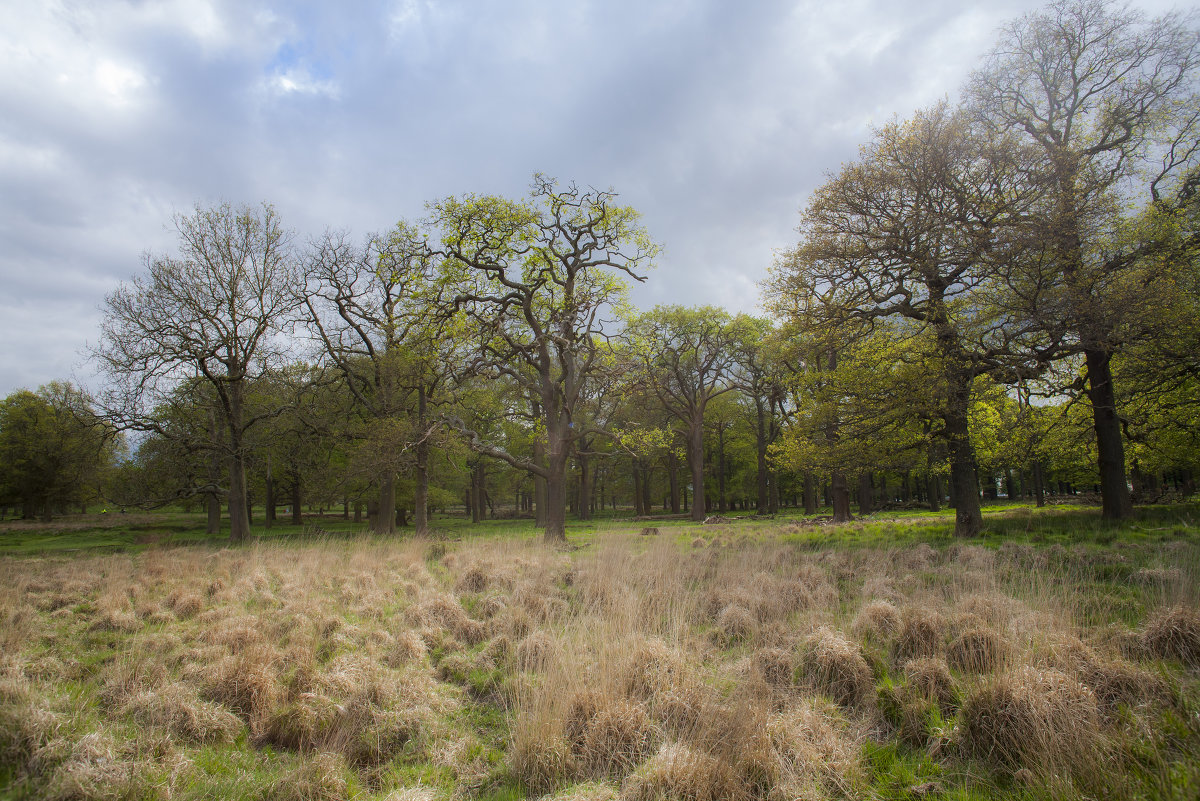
[755,398,769,514]
[687,417,706,522]
[206,494,221,535]
[376,473,396,533]
[226,381,251,544]
[831,471,852,523]
[1085,349,1133,520]
[1033,461,1045,507]
[945,404,983,536]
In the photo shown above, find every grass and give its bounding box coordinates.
[0,502,1198,799]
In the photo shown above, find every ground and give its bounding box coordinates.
[1,503,1198,800]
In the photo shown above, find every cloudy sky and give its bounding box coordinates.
[0,0,1179,397]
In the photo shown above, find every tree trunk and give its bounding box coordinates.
[1033,461,1045,508]
[414,386,430,536]
[945,404,983,536]
[831,471,852,523]
[226,382,251,544]
[376,473,396,533]
[755,399,769,514]
[803,471,817,514]
[207,406,222,536]
[206,493,221,535]
[857,472,873,516]
[544,462,567,543]
[1085,349,1132,520]
[926,473,941,513]
[688,418,706,522]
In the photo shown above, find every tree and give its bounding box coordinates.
[771,103,1046,535]
[627,306,746,522]
[434,175,657,543]
[969,0,1200,519]
[95,202,300,543]
[303,223,448,534]
[730,317,787,514]
[0,383,115,520]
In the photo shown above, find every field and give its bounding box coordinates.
[2,504,1199,800]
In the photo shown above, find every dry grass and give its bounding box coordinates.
[959,666,1104,776]
[0,526,1197,800]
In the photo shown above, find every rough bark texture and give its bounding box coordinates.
[1085,350,1133,520]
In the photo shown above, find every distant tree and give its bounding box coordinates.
[433,175,657,543]
[95,202,301,543]
[0,383,114,520]
[627,305,747,522]
[302,222,450,534]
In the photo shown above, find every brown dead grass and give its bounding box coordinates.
[1,526,1198,800]
[959,666,1104,776]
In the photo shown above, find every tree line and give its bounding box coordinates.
[2,0,1197,540]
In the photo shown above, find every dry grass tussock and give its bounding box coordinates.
[1,528,1198,799]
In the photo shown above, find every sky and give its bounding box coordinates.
[0,0,1181,398]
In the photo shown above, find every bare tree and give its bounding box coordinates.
[433,175,657,543]
[302,223,447,535]
[95,202,299,543]
[969,0,1200,520]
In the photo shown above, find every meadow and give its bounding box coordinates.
[1,503,1198,801]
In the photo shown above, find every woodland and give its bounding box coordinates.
[2,3,1200,800]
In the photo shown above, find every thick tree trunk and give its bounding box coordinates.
[1033,461,1045,507]
[831,471,852,523]
[226,383,251,544]
[945,404,983,536]
[206,493,221,535]
[544,462,567,543]
[687,419,706,522]
[1085,349,1132,520]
